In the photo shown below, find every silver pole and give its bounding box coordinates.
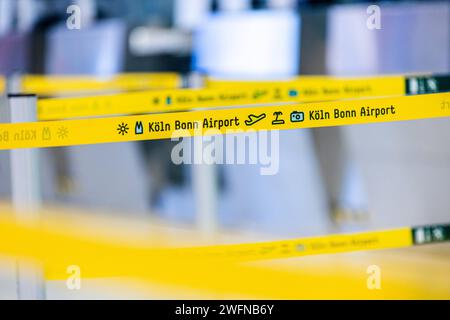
[188,73,219,236]
[8,92,46,300]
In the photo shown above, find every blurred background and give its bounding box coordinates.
[0,0,449,298]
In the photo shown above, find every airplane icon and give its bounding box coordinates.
[245,113,266,126]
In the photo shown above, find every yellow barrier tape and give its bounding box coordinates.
[37,75,407,120]
[0,217,424,274]
[0,216,448,299]
[205,74,402,88]
[178,228,413,261]
[22,72,181,96]
[0,76,5,94]
[204,73,440,88]
[1,92,449,150]
[0,212,448,298]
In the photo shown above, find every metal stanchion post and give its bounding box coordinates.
[188,73,219,236]
[8,91,46,299]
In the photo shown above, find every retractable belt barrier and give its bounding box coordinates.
[1,75,448,298]
[172,224,450,262]
[21,72,182,96]
[204,73,440,88]
[36,74,450,120]
[1,91,449,150]
[0,215,448,281]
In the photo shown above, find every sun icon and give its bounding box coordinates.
[57,126,69,139]
[117,122,129,135]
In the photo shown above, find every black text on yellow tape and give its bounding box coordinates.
[177,224,450,262]
[36,75,450,121]
[1,92,450,150]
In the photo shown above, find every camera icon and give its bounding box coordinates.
[290,111,304,123]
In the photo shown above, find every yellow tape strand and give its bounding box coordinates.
[37,76,406,120]
[1,92,449,150]
[205,74,404,88]
[22,73,181,96]
[0,217,414,275]
[178,228,413,262]
[0,216,448,298]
